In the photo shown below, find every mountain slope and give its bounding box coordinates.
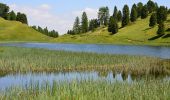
[0,18,49,42]
[55,15,170,46]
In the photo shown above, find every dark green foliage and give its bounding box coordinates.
[98,7,109,26]
[9,11,16,20]
[81,12,88,33]
[141,5,148,19]
[113,6,118,21]
[168,9,170,14]
[147,0,156,13]
[108,17,118,34]
[32,26,59,38]
[117,10,122,22]
[130,4,138,22]
[48,30,59,38]
[149,13,157,27]
[157,22,165,35]
[73,17,81,34]
[89,19,100,31]
[122,5,130,27]
[157,6,168,24]
[137,2,143,17]
[0,3,9,19]
[67,30,75,35]
[16,12,28,24]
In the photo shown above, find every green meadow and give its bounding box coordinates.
[0,18,50,42]
[54,15,170,46]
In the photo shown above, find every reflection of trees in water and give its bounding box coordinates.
[122,72,128,81]
[0,72,8,78]
[98,71,109,78]
[112,72,116,78]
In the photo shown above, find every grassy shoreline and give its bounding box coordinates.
[0,47,170,76]
[0,40,170,47]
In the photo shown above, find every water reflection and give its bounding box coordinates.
[0,71,169,90]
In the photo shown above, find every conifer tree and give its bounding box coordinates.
[73,17,81,34]
[122,5,130,27]
[141,5,148,19]
[81,12,88,33]
[117,10,122,22]
[9,11,16,20]
[130,4,137,22]
[157,6,168,24]
[108,17,118,34]
[149,13,157,27]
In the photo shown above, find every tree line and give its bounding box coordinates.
[0,3,28,24]
[32,26,59,38]
[67,12,100,35]
[68,0,169,36]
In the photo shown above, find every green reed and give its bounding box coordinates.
[0,47,169,76]
[1,79,170,100]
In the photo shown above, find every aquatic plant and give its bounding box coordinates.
[0,79,170,100]
[0,47,169,76]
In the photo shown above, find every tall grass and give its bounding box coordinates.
[1,79,170,100]
[0,47,170,76]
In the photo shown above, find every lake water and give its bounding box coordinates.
[0,43,170,90]
[0,71,169,90]
[0,43,170,59]
[0,71,132,90]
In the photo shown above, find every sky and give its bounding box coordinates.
[0,0,169,35]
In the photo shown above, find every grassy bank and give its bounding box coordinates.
[54,15,170,46]
[1,80,170,100]
[0,47,169,76]
[0,18,50,42]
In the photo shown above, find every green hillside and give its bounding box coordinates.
[0,18,50,42]
[54,15,170,46]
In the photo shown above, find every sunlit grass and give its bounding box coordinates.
[0,18,49,42]
[54,15,170,46]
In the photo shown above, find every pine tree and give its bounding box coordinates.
[157,22,165,35]
[117,10,122,22]
[113,6,118,21]
[149,13,157,27]
[122,5,130,27]
[9,11,16,20]
[137,2,143,18]
[130,4,137,22]
[157,6,168,24]
[81,12,88,33]
[73,17,81,34]
[108,17,118,34]
[141,5,148,19]
[147,0,156,13]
